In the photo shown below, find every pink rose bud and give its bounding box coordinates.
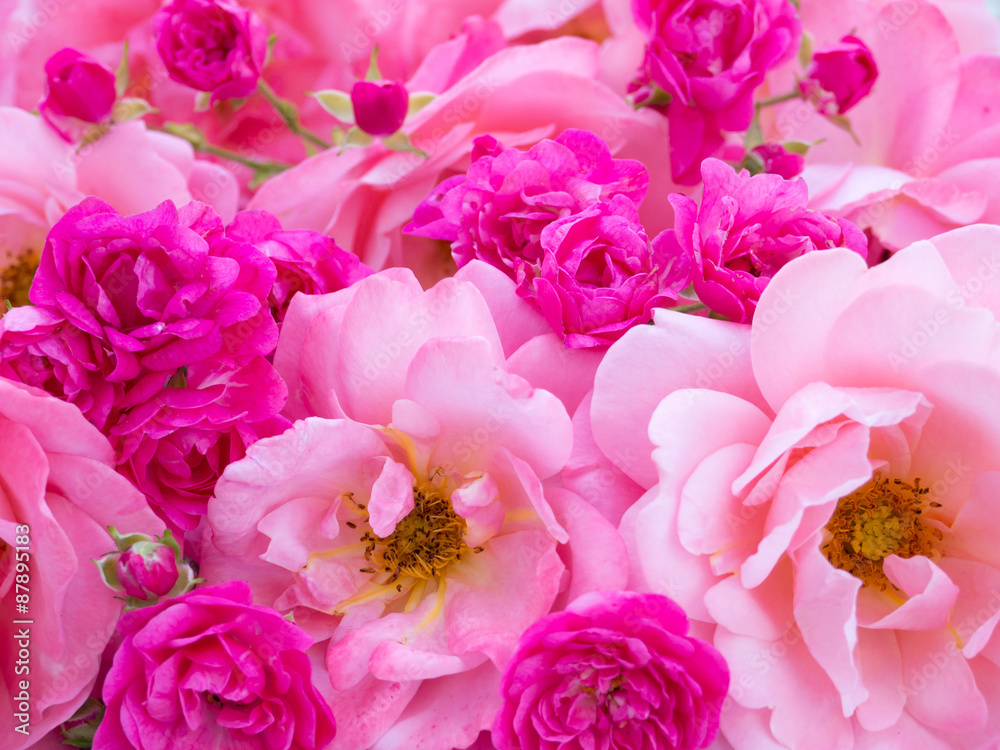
[799,35,878,115]
[351,80,408,136]
[153,0,268,102]
[117,541,180,599]
[39,48,116,139]
[752,143,805,180]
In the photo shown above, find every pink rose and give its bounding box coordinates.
[351,80,409,136]
[94,581,337,750]
[494,591,728,750]
[250,38,683,285]
[203,262,616,749]
[799,35,878,115]
[630,0,802,184]
[0,107,238,311]
[224,210,372,323]
[591,225,1000,747]
[152,0,268,102]
[657,158,867,322]
[38,47,116,140]
[533,195,692,347]
[0,379,161,749]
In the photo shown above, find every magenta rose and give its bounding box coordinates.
[351,80,409,136]
[38,47,116,141]
[225,210,372,323]
[494,591,729,750]
[0,379,161,749]
[656,158,867,322]
[532,195,692,348]
[406,129,648,285]
[799,34,879,115]
[93,581,336,750]
[153,0,268,102]
[630,0,801,184]
[0,198,290,529]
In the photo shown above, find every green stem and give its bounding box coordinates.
[161,123,291,178]
[756,90,802,109]
[258,80,331,151]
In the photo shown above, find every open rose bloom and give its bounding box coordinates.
[592,225,1000,747]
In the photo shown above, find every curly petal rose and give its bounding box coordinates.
[494,591,728,750]
[799,35,878,116]
[0,379,161,749]
[750,143,804,180]
[225,210,372,323]
[630,0,802,184]
[202,262,617,750]
[532,195,692,348]
[0,198,289,528]
[153,0,268,103]
[591,225,1000,748]
[405,129,648,286]
[39,47,116,141]
[656,158,867,322]
[93,581,336,750]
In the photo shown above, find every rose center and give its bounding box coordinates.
[360,485,469,583]
[823,473,943,590]
[2,250,39,309]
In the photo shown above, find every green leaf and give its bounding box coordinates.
[365,46,382,82]
[265,33,278,68]
[111,97,158,123]
[193,91,212,112]
[743,112,764,151]
[382,130,427,157]
[826,113,861,145]
[310,90,354,121]
[338,126,375,152]
[163,121,208,149]
[115,39,130,97]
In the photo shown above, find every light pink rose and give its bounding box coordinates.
[249,37,684,285]
[0,107,238,309]
[0,0,599,170]
[591,224,1000,747]
[0,379,161,749]
[202,261,620,749]
[761,0,1000,255]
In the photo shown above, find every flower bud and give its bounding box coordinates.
[752,143,805,180]
[117,541,179,599]
[799,35,878,116]
[39,47,116,141]
[351,80,408,136]
[96,528,196,607]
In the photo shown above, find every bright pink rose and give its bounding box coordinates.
[657,158,867,322]
[799,35,878,116]
[351,80,409,136]
[153,0,268,102]
[406,129,648,283]
[0,379,161,749]
[533,195,692,347]
[224,210,372,323]
[494,591,728,750]
[629,0,802,184]
[591,225,1000,747]
[94,581,337,750]
[39,47,116,140]
[202,262,619,749]
[0,198,291,529]
[117,542,178,599]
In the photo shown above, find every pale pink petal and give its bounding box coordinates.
[367,458,417,538]
[854,628,905,733]
[506,332,603,416]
